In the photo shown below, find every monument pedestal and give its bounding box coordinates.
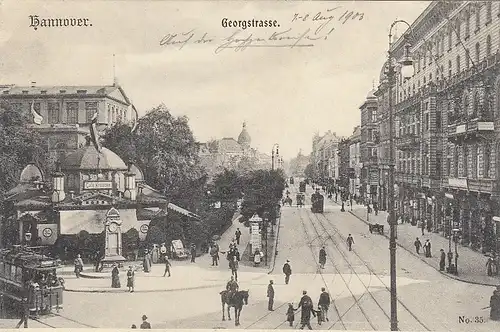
[101,207,127,268]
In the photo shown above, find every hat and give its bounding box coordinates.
[142,315,147,320]
[286,259,290,262]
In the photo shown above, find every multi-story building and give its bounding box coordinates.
[349,126,362,199]
[359,89,379,203]
[338,138,351,193]
[311,131,342,182]
[383,1,500,255]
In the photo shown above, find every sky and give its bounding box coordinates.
[0,0,429,160]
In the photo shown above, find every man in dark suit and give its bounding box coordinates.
[267,280,275,311]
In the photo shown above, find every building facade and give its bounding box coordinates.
[381,1,500,255]
[338,138,351,193]
[349,126,362,199]
[310,131,342,182]
[359,90,379,204]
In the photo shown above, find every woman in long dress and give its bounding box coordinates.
[143,251,151,273]
[127,266,135,292]
[111,264,121,288]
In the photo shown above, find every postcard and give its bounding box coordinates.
[0,0,499,331]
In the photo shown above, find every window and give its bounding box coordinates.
[473,145,479,178]
[436,109,441,129]
[487,2,492,23]
[473,91,480,118]
[66,102,78,124]
[484,143,491,177]
[48,102,60,124]
[464,92,470,117]
[463,146,468,177]
[436,39,440,57]
[475,42,480,64]
[417,55,421,72]
[425,113,430,131]
[428,45,433,64]
[429,73,432,83]
[454,146,459,177]
[486,35,492,57]
[448,26,452,50]
[465,49,470,69]
[456,19,461,41]
[448,60,452,78]
[476,5,481,31]
[85,102,98,122]
[465,10,470,37]
[107,105,111,125]
[456,55,461,73]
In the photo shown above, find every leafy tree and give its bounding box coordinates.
[100,123,137,164]
[0,101,47,209]
[304,163,315,179]
[240,169,285,220]
[145,225,167,245]
[211,169,243,201]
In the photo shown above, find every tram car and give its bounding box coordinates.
[289,177,294,185]
[0,246,64,318]
[299,181,306,193]
[296,193,305,207]
[311,191,324,213]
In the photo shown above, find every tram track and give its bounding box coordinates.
[31,312,97,328]
[318,195,432,331]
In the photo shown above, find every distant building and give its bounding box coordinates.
[348,126,362,198]
[311,131,343,183]
[288,150,310,177]
[359,88,379,203]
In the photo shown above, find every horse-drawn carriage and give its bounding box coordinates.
[296,193,305,207]
[299,181,306,193]
[368,223,384,234]
[311,191,324,213]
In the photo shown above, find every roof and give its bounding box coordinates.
[63,145,127,171]
[20,164,44,183]
[129,164,144,182]
[217,138,243,154]
[137,183,168,204]
[2,85,117,97]
[167,203,201,220]
[237,122,251,147]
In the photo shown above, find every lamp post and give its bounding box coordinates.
[271,144,279,171]
[452,228,460,275]
[385,19,415,332]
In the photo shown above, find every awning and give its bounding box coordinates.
[167,203,201,220]
[59,208,138,234]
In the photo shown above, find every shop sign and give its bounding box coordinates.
[477,122,494,131]
[456,125,466,134]
[84,181,112,190]
[448,178,468,189]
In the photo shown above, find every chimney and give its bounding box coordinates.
[123,162,136,201]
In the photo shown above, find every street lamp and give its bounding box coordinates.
[385,19,414,332]
[271,143,279,170]
[452,228,460,275]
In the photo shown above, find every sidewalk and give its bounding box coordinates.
[350,207,500,287]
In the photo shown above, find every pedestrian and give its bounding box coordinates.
[74,254,84,278]
[111,263,121,288]
[210,245,219,266]
[94,250,101,272]
[297,290,315,330]
[230,256,239,281]
[486,255,498,276]
[235,228,242,245]
[286,303,295,326]
[414,237,422,254]
[234,248,241,261]
[160,243,167,261]
[126,266,135,292]
[421,220,425,236]
[373,201,378,215]
[319,247,327,269]
[490,289,500,321]
[190,244,196,263]
[283,259,292,284]
[313,306,324,325]
[346,234,354,251]
[140,315,151,329]
[163,256,171,277]
[143,250,151,273]
[439,249,446,271]
[423,239,432,258]
[318,287,330,322]
[267,280,275,311]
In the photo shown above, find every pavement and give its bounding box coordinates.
[61,213,273,293]
[349,207,500,287]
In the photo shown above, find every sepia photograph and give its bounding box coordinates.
[0,0,499,330]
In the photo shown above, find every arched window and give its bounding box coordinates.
[486,35,492,58]
[456,55,461,73]
[476,5,481,31]
[448,25,453,50]
[456,19,461,40]
[487,2,492,23]
[473,91,480,118]
[465,49,470,69]
[475,42,480,64]
[465,10,470,36]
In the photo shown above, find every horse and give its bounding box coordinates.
[219,290,249,326]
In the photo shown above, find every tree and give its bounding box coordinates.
[100,123,137,164]
[211,169,243,201]
[0,101,48,209]
[304,163,315,179]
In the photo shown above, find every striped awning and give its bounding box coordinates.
[167,203,201,220]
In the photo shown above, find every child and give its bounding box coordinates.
[314,306,323,325]
[286,303,295,327]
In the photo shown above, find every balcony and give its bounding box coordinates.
[446,177,497,194]
[447,117,495,144]
[396,134,420,151]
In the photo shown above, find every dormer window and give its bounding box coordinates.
[40,90,47,94]
[77,90,87,94]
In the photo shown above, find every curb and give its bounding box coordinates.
[268,214,282,275]
[65,282,226,294]
[348,210,500,287]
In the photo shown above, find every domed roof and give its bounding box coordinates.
[20,164,44,183]
[63,145,127,171]
[129,164,145,182]
[237,122,251,147]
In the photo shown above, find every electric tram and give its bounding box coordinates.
[299,181,306,193]
[0,246,64,318]
[311,190,324,213]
